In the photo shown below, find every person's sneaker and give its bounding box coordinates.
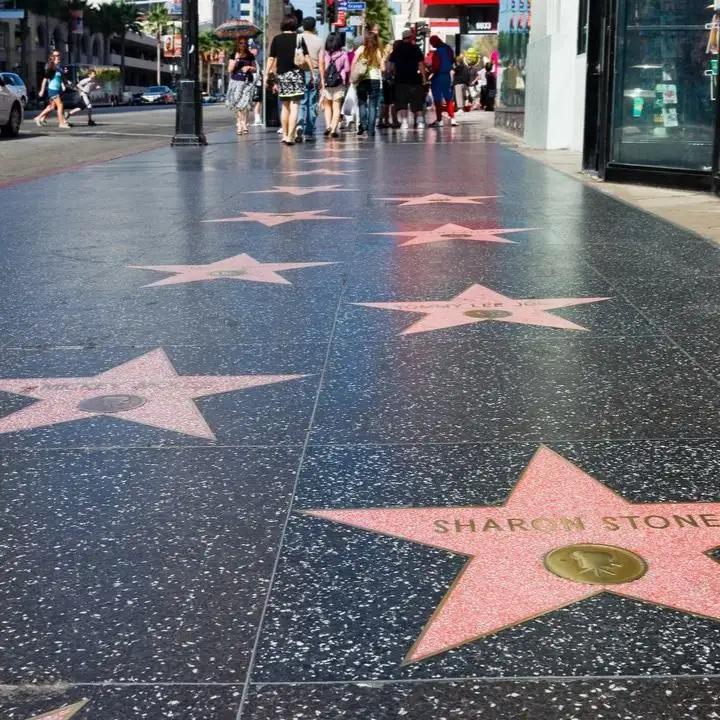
[58,123,71,129]
[276,128,284,134]
[450,119,458,126]
[330,131,340,138]
[88,119,97,126]
[63,110,70,121]
[295,128,304,143]
[400,119,409,130]
[416,120,425,130]
[34,116,43,127]
[427,120,440,127]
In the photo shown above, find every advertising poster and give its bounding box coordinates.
[162,33,182,58]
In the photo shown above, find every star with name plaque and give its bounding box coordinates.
[306,446,720,663]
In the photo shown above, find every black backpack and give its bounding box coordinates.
[324,56,343,88]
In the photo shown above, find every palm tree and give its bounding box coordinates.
[112,0,142,92]
[144,3,170,84]
[94,3,121,64]
[198,30,217,94]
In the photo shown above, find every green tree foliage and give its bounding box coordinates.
[144,3,171,83]
[364,0,394,44]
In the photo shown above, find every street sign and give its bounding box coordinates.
[346,2,365,10]
[0,9,24,19]
[347,15,362,25]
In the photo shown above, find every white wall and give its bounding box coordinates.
[523,0,586,151]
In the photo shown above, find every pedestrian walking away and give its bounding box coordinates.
[266,15,309,146]
[484,61,497,112]
[298,16,324,142]
[321,32,350,139]
[226,37,257,135]
[388,29,427,130]
[352,32,383,138]
[427,35,457,127]
[35,50,71,129]
[65,68,99,126]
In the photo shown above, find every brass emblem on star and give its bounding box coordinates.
[77,394,147,414]
[544,543,647,585]
[464,309,514,320]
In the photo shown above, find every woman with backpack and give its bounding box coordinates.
[351,32,383,138]
[320,32,350,139]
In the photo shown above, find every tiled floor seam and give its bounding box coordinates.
[234,278,349,720]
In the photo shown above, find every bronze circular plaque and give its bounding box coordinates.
[464,309,513,320]
[544,543,647,585]
[77,394,147,414]
[209,269,247,278]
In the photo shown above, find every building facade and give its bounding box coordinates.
[524,0,720,190]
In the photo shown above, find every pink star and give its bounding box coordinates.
[371,224,536,247]
[129,253,336,287]
[307,446,720,663]
[354,283,610,335]
[25,700,89,720]
[0,348,305,440]
[302,157,360,164]
[249,185,354,197]
[379,193,499,207]
[203,210,350,227]
[277,169,358,177]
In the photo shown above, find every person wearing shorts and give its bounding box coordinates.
[320,32,349,138]
[388,30,427,130]
[35,50,70,129]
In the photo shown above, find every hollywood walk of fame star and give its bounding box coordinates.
[249,185,355,197]
[0,348,305,440]
[370,224,537,248]
[129,253,336,287]
[379,193,499,207]
[203,210,350,227]
[354,283,610,335]
[306,446,720,663]
[277,169,358,177]
[302,157,360,164]
[26,700,89,720]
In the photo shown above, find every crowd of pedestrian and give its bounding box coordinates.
[225,17,497,145]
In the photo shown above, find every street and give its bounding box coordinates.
[0,104,233,185]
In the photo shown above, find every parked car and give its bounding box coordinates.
[141,85,175,104]
[0,75,23,137]
[0,72,27,107]
[201,92,217,104]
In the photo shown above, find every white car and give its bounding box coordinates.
[0,72,28,107]
[0,75,22,137]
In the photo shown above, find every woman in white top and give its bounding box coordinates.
[351,32,383,137]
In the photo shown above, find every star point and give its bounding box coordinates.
[277,169,358,177]
[0,348,305,440]
[308,446,720,663]
[130,253,336,287]
[25,699,89,720]
[354,283,611,335]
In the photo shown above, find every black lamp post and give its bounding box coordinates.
[172,0,207,145]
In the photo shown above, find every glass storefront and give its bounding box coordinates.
[611,0,715,172]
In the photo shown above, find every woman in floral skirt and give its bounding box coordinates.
[226,37,256,135]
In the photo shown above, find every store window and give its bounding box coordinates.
[611,0,715,172]
[577,0,589,55]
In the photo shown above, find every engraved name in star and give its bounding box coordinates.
[249,185,355,197]
[26,700,89,720]
[305,446,720,664]
[379,193,499,207]
[354,283,610,335]
[302,157,361,164]
[129,253,336,287]
[370,224,536,247]
[0,348,305,440]
[203,210,350,227]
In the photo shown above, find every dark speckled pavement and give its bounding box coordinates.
[2,122,720,720]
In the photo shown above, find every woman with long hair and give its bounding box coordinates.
[226,37,256,135]
[35,50,70,129]
[352,32,383,137]
[320,32,350,139]
[265,15,309,145]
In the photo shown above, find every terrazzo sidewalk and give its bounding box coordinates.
[2,120,720,720]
